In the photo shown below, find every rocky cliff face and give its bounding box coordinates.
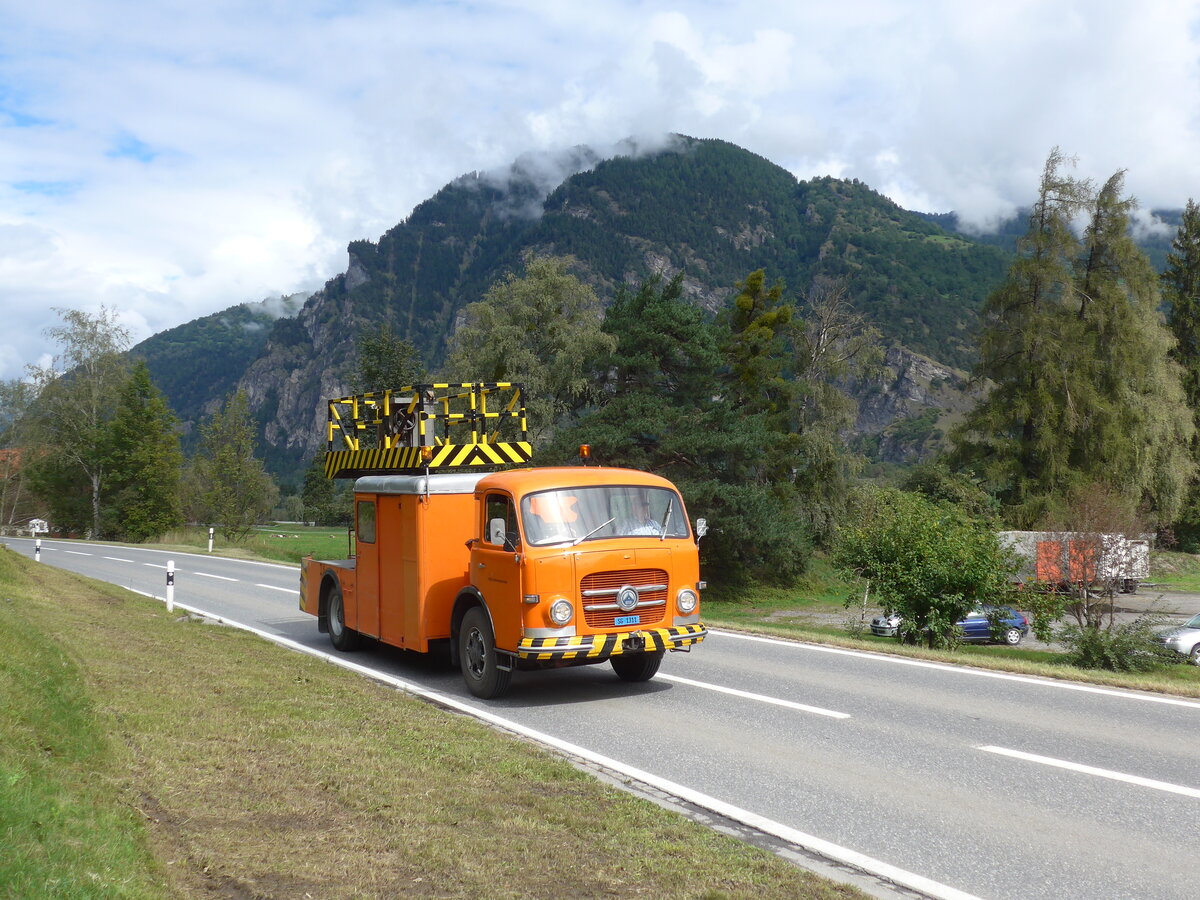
[849,346,979,464]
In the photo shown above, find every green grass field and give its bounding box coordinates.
[0,546,866,899]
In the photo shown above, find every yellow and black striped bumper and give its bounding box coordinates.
[517,624,707,661]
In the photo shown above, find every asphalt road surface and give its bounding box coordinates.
[6,537,1198,900]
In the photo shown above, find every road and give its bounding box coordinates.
[6,536,1199,900]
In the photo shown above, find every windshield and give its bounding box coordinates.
[520,485,689,546]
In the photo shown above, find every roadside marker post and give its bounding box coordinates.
[208,527,214,553]
[166,560,175,612]
[34,538,40,562]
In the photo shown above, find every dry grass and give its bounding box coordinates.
[1,547,865,900]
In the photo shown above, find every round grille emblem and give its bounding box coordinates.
[616,586,639,612]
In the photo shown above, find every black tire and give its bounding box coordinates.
[610,649,664,682]
[1003,627,1024,646]
[327,585,359,652]
[1190,643,1200,666]
[459,606,511,699]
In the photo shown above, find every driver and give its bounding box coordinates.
[626,495,661,536]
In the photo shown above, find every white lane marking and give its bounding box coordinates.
[979,746,1200,799]
[193,572,238,582]
[103,556,134,563]
[658,673,850,719]
[255,583,297,594]
[711,629,1200,710]
[134,595,979,900]
[5,537,297,571]
[144,563,167,569]
[63,549,91,556]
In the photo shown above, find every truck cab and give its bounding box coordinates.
[456,467,705,697]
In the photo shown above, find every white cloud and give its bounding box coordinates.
[2,0,1200,379]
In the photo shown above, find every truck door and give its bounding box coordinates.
[355,497,380,638]
[472,491,522,650]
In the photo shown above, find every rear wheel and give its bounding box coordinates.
[610,649,664,682]
[1003,627,1024,646]
[459,606,511,699]
[1190,643,1200,666]
[328,585,359,652]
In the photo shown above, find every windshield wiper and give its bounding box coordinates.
[573,516,616,546]
[659,503,673,541]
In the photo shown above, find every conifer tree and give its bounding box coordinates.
[1162,198,1200,543]
[188,391,278,541]
[102,361,184,542]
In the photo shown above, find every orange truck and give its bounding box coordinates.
[300,383,707,698]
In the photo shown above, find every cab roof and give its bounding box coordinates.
[475,466,677,499]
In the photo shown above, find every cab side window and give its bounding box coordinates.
[484,494,519,549]
[357,500,376,544]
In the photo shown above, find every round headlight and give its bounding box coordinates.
[549,598,574,626]
[677,588,698,614]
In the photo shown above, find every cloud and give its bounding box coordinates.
[2,0,1200,379]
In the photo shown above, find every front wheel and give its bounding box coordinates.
[1003,627,1024,646]
[610,649,664,682]
[327,585,359,652]
[459,607,511,699]
[1190,643,1200,666]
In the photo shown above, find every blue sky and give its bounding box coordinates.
[2,0,1200,379]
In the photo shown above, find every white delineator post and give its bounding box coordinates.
[166,560,175,613]
[208,527,214,553]
[34,538,40,562]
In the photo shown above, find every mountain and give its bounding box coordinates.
[136,136,1021,482]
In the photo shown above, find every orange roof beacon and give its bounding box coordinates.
[300,383,707,698]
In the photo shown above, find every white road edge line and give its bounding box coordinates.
[979,746,1200,799]
[711,629,1200,710]
[255,584,298,594]
[658,673,850,719]
[193,572,238,582]
[131,593,978,900]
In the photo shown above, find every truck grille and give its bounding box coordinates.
[580,568,669,629]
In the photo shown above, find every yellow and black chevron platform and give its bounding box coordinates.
[325,441,533,478]
[517,624,707,661]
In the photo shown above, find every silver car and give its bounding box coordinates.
[1157,613,1200,665]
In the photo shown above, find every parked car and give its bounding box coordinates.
[870,606,1030,645]
[1156,614,1200,665]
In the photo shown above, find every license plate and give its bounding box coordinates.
[615,615,641,627]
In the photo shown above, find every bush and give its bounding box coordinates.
[834,486,1018,648]
[1056,615,1181,672]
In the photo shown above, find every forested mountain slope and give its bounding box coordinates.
[134,136,1019,478]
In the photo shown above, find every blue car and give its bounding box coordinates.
[871,606,1030,645]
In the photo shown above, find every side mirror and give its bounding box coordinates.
[695,518,708,540]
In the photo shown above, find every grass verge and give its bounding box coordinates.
[0,547,865,900]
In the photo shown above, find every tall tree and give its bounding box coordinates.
[718,269,876,541]
[0,379,37,528]
[25,307,130,537]
[1066,172,1193,523]
[950,150,1091,524]
[1163,199,1200,545]
[101,361,184,542]
[442,254,616,441]
[952,153,1193,526]
[188,391,278,541]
